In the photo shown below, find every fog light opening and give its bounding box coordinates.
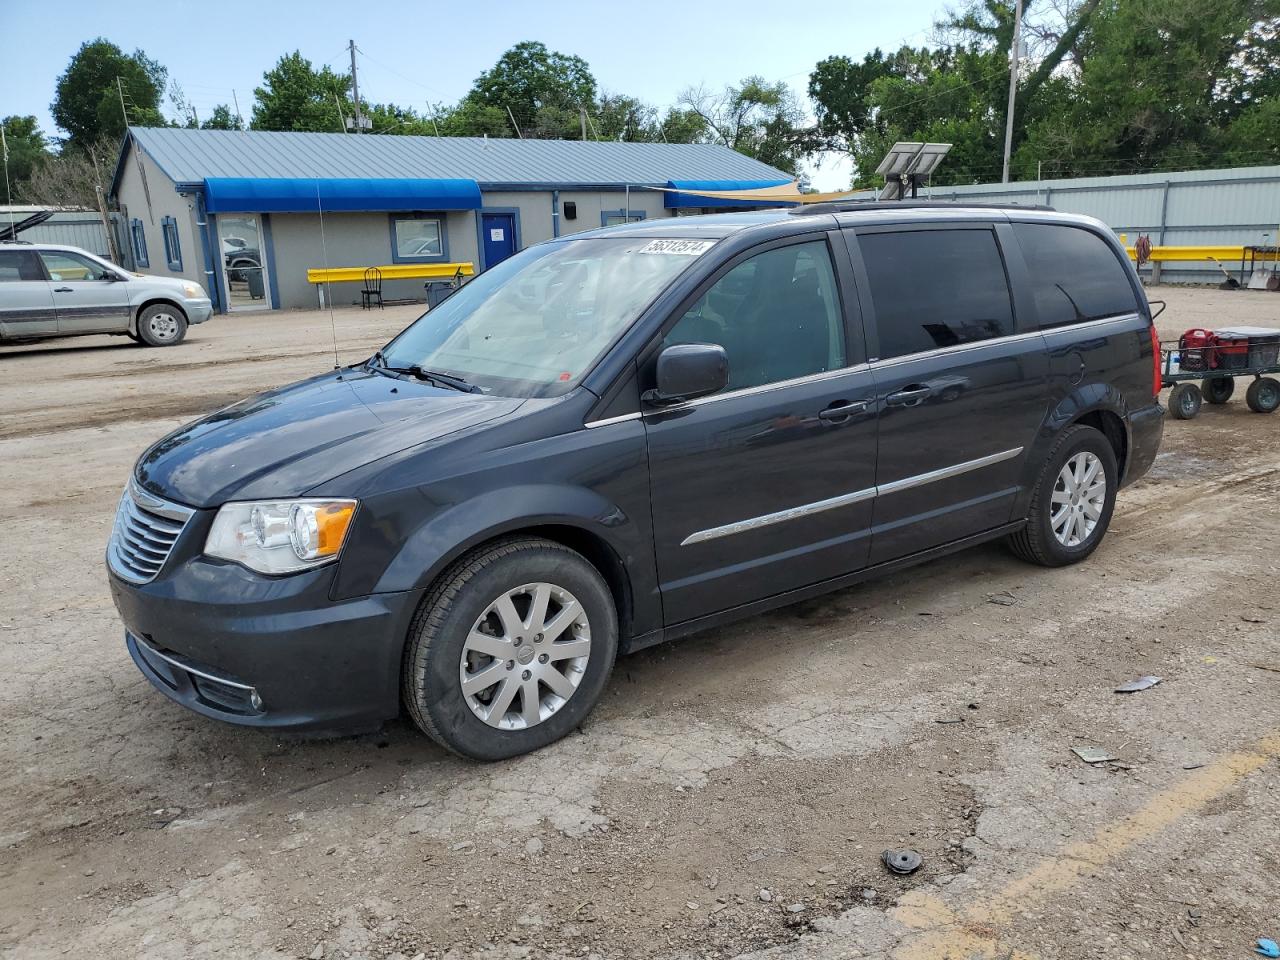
[249,689,264,712]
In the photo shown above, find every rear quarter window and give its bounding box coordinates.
[858,228,1015,361]
[1013,222,1139,328]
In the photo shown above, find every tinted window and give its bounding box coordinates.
[665,241,845,392]
[0,250,44,282]
[1013,222,1138,328]
[859,229,1014,360]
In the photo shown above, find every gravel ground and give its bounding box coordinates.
[1,288,1278,960]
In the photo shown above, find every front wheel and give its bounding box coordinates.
[1008,424,1118,567]
[1169,382,1202,420]
[1246,377,1280,414]
[402,538,618,760]
[136,304,188,347]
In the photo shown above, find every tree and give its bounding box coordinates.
[202,105,242,130]
[678,77,806,172]
[466,41,597,138]
[17,135,117,207]
[1,116,50,191]
[251,51,352,132]
[51,39,167,148]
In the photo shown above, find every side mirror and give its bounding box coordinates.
[646,343,728,405]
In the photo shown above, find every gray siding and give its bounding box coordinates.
[115,147,206,290]
[267,210,478,309]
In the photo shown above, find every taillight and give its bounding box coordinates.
[1150,324,1162,397]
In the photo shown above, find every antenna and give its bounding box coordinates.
[1,125,15,239]
[506,106,524,139]
[315,181,341,369]
[232,90,245,130]
[116,76,129,128]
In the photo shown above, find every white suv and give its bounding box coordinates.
[0,242,213,347]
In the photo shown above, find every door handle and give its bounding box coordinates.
[818,400,869,422]
[886,385,932,407]
[53,287,73,293]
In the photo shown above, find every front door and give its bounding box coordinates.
[482,214,516,269]
[39,250,130,335]
[0,248,57,338]
[847,224,1047,563]
[218,214,270,310]
[644,236,879,626]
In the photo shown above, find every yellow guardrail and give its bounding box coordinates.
[306,262,475,284]
[1121,245,1245,263]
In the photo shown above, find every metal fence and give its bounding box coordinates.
[871,164,1280,284]
[0,210,130,265]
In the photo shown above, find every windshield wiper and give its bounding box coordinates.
[367,352,480,393]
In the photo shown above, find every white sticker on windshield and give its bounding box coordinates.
[636,238,716,256]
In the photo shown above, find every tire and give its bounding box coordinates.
[402,537,618,760]
[136,304,188,347]
[1246,377,1280,414]
[1169,382,1202,420]
[1202,376,1234,404]
[1008,424,1119,568]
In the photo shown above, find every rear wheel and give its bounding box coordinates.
[1202,376,1234,404]
[1008,424,1118,567]
[1246,377,1280,414]
[402,537,618,760]
[1169,382,1202,420]
[136,304,188,347]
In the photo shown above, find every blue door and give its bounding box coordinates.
[481,213,516,268]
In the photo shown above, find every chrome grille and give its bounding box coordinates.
[108,482,194,584]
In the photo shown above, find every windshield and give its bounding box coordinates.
[378,236,715,398]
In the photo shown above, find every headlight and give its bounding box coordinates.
[205,499,357,575]
[182,283,202,298]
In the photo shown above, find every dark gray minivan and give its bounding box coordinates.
[107,203,1163,759]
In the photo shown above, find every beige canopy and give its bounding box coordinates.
[647,182,866,205]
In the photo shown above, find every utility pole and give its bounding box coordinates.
[232,90,245,130]
[348,40,364,133]
[1001,0,1024,183]
[580,107,588,141]
[507,106,524,138]
[116,76,129,128]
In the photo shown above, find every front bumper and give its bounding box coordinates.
[1123,401,1164,487]
[109,554,420,733]
[183,298,213,324]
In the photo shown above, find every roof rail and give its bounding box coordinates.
[787,199,1056,216]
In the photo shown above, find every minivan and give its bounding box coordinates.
[107,203,1164,760]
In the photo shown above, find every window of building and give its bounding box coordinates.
[858,229,1014,361]
[602,209,646,227]
[664,240,846,393]
[0,249,45,281]
[161,216,183,271]
[391,215,444,262]
[130,218,149,268]
[1012,222,1140,328]
[39,250,116,282]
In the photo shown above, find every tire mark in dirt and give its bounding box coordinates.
[0,392,249,440]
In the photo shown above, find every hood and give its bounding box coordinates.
[135,272,200,294]
[135,368,524,507]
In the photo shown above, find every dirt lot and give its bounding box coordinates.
[1,288,1278,960]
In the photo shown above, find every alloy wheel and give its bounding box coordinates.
[459,582,592,730]
[1050,451,1106,547]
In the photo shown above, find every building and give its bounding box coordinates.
[109,127,793,312]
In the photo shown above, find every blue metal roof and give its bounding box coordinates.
[115,127,793,194]
[664,179,796,209]
[203,177,482,213]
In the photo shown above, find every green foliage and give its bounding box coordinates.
[202,105,242,130]
[678,76,806,173]
[467,40,596,136]
[1,116,50,190]
[251,51,352,132]
[51,39,167,148]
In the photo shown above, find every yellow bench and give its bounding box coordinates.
[306,262,475,284]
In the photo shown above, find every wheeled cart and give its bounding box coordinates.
[1161,335,1280,420]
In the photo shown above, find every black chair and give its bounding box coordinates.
[361,267,384,309]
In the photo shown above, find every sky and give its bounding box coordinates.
[1,0,946,190]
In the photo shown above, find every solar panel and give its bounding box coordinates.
[874,143,925,177]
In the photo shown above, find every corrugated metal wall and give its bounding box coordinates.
[6,211,126,261]
[878,164,1280,284]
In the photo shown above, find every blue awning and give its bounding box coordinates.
[664,179,796,209]
[203,177,482,213]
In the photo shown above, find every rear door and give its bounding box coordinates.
[846,223,1047,563]
[39,250,130,335]
[482,214,517,268]
[643,233,879,625]
[0,248,57,338]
